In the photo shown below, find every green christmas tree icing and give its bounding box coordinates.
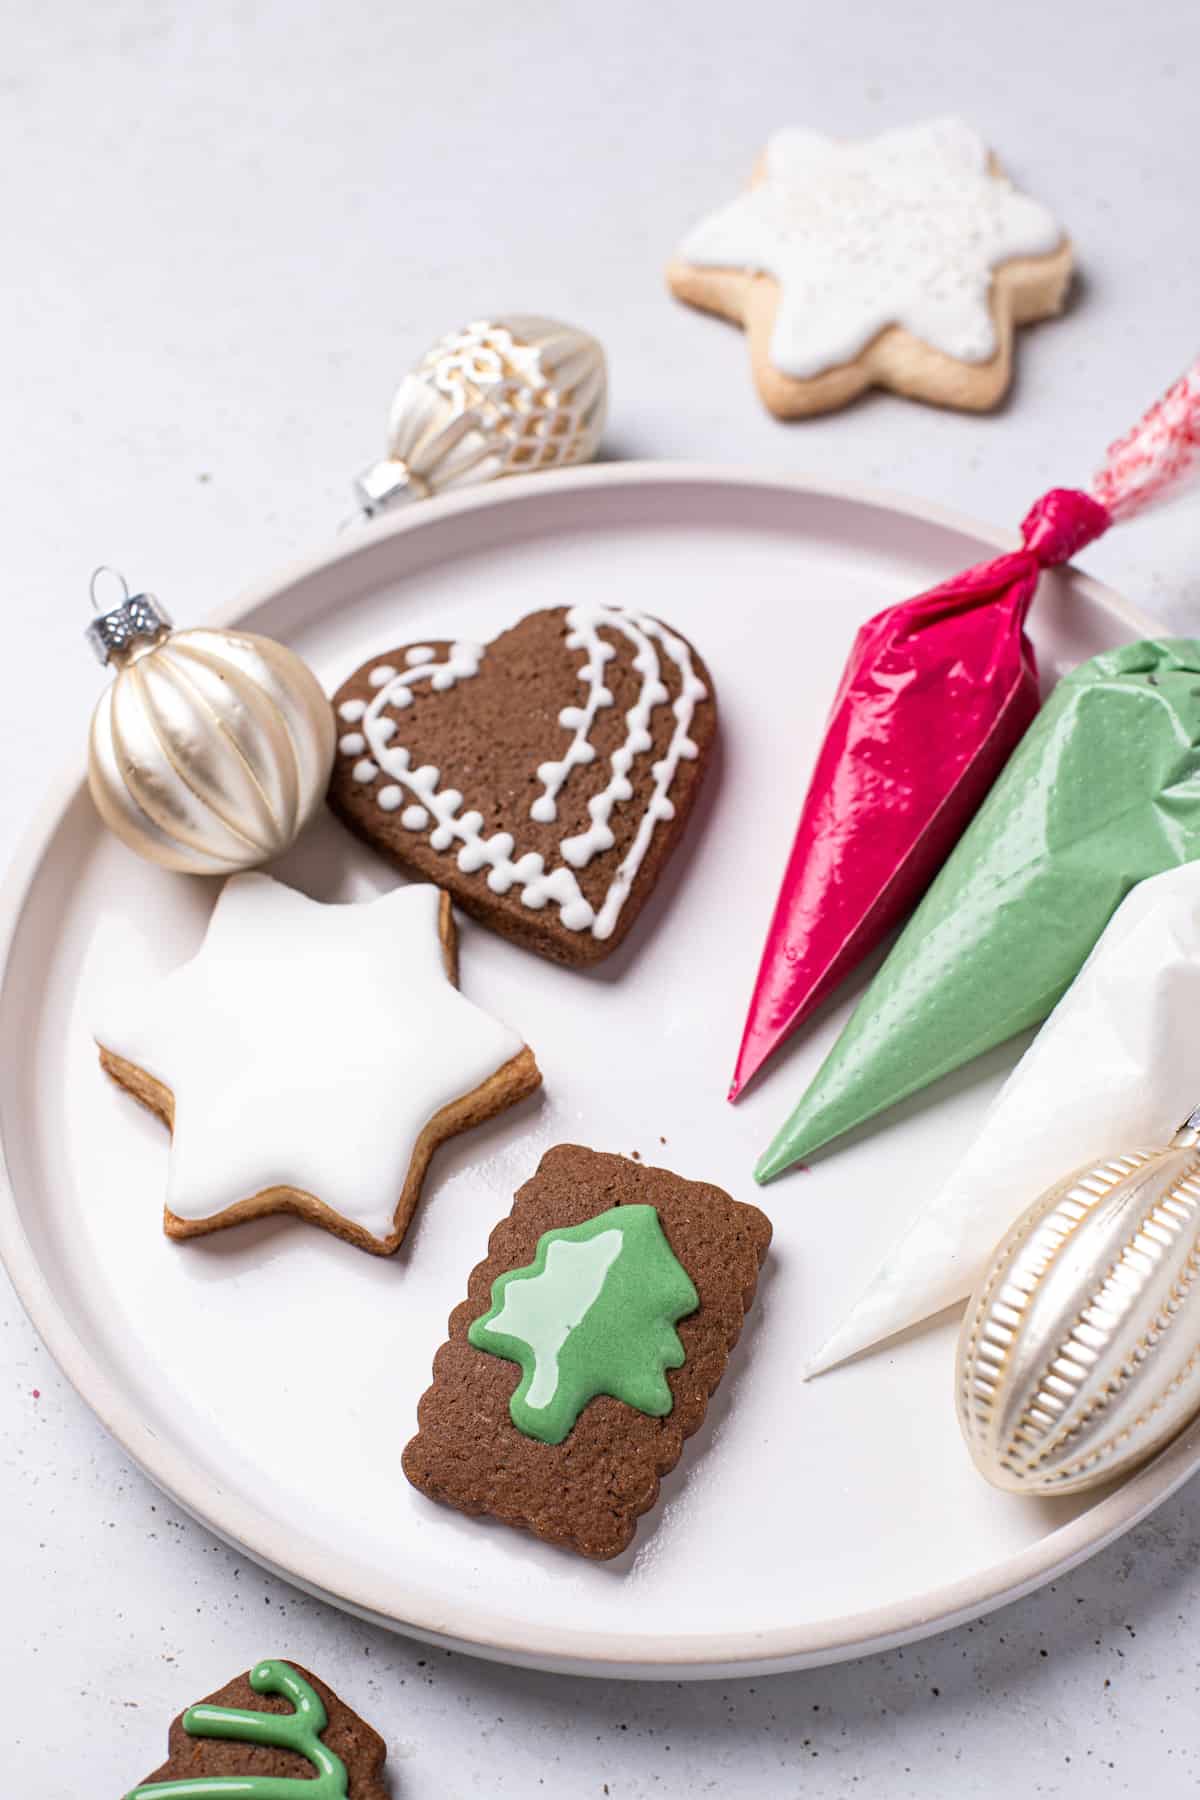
[468,1204,699,1444]
[127,1659,348,1799]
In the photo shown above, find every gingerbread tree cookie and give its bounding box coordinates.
[668,116,1072,417]
[125,1659,387,1798]
[404,1145,771,1558]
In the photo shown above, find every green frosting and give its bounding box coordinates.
[758,638,1200,1180]
[127,1660,348,1799]
[468,1204,699,1444]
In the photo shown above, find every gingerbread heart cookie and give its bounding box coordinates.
[327,605,716,966]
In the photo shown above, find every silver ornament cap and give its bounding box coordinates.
[957,1108,1200,1496]
[353,314,607,518]
[85,568,173,665]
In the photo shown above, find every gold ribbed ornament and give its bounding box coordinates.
[86,572,335,875]
[957,1108,1200,1496]
[353,315,607,517]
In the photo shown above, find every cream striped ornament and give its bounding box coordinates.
[957,1110,1200,1496]
[87,581,335,875]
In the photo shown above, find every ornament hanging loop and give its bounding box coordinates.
[88,565,131,612]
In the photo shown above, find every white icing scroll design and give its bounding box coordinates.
[352,609,706,940]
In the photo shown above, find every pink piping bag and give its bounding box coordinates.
[729,358,1200,1103]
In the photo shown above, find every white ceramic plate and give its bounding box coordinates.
[2,463,1193,1681]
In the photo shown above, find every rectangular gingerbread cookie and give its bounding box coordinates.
[402,1144,771,1559]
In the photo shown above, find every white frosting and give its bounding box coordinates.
[486,1228,623,1408]
[96,874,526,1243]
[344,608,706,940]
[679,117,1063,378]
[807,863,1200,1377]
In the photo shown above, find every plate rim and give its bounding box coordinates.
[0,459,1181,1679]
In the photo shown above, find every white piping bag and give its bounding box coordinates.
[807,860,1200,1376]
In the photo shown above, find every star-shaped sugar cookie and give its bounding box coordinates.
[97,874,541,1254]
[668,116,1072,417]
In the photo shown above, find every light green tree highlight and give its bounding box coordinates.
[469,1204,699,1444]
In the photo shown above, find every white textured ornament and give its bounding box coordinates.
[86,580,335,875]
[957,1111,1200,1496]
[808,863,1200,1378]
[353,316,607,516]
[678,117,1063,379]
[96,875,530,1246]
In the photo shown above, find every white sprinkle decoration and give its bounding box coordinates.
[339,732,366,755]
[338,699,367,723]
[343,612,706,940]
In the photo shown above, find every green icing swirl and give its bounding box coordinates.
[126,1660,348,1799]
[468,1203,699,1444]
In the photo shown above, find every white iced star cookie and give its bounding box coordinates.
[668,117,1072,417]
[96,874,541,1255]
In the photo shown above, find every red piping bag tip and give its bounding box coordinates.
[728,1033,772,1104]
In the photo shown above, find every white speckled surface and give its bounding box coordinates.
[4,0,1200,1791]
